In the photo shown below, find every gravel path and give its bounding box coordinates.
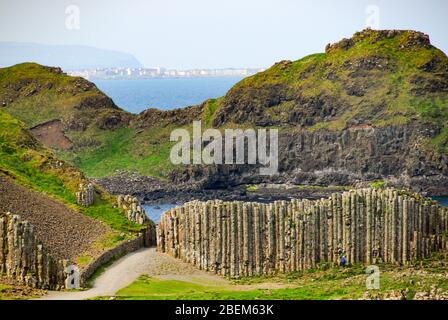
[40,247,293,300]
[39,247,228,300]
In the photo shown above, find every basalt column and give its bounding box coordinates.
[157,189,448,277]
[0,212,68,289]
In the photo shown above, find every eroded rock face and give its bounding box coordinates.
[30,119,73,150]
[169,124,448,195]
[132,105,203,128]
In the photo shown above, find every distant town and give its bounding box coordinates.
[67,67,265,80]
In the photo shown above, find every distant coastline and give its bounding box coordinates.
[67,66,265,80]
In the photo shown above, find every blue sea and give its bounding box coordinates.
[93,77,244,113]
[143,203,179,223]
[433,197,448,207]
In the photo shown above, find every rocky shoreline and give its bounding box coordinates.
[95,170,448,207]
[94,172,384,205]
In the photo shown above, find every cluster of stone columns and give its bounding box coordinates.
[76,183,95,207]
[157,188,448,277]
[0,212,68,289]
[117,195,148,225]
[117,195,157,246]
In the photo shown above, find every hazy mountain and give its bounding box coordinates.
[0,42,142,70]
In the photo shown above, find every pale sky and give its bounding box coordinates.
[0,0,446,69]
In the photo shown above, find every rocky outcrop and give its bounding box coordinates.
[325,29,431,54]
[132,105,203,129]
[180,29,447,195]
[170,124,448,196]
[76,183,95,207]
[0,212,69,289]
[117,195,148,224]
[157,188,448,277]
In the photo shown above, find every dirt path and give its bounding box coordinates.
[40,247,229,300]
[40,247,292,300]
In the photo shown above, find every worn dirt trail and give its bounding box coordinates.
[40,247,198,300]
[40,247,291,300]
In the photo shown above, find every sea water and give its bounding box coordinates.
[143,203,180,223]
[94,77,244,113]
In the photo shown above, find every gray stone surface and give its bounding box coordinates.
[157,188,448,277]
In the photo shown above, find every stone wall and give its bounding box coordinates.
[79,234,145,285]
[157,188,448,277]
[77,195,158,286]
[76,183,94,207]
[0,212,67,289]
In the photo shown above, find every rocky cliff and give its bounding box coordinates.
[170,29,448,195]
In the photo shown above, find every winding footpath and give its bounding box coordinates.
[40,247,292,300]
[39,247,229,300]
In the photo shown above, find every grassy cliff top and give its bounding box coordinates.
[0,62,130,129]
[212,29,448,132]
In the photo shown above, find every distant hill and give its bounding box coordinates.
[0,42,142,70]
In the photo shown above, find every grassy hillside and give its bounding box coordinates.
[59,124,178,178]
[0,63,187,179]
[0,63,129,127]
[0,109,141,234]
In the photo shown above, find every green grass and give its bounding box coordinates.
[62,125,177,179]
[76,256,93,267]
[202,98,222,127]
[369,180,386,189]
[0,63,116,128]
[83,198,141,233]
[246,185,258,192]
